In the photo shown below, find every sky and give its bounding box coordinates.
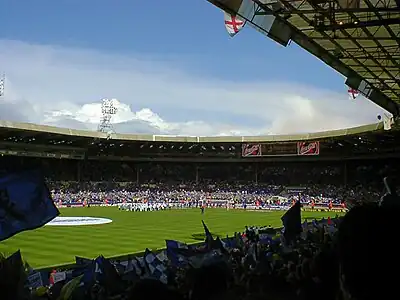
[0,0,386,136]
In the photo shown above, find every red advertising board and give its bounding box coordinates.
[297,141,320,155]
[241,144,262,157]
[241,141,320,157]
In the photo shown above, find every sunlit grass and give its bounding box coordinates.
[0,207,338,268]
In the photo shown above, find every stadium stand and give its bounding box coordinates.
[0,120,400,300]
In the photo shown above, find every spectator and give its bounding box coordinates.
[337,201,400,300]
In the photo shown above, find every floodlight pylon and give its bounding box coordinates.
[97,98,117,134]
[0,74,5,97]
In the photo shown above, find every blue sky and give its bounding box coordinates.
[3,0,339,84]
[0,0,383,135]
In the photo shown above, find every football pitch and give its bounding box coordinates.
[0,207,339,268]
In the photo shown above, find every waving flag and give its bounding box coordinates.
[202,220,214,249]
[281,200,302,243]
[75,256,92,266]
[166,240,188,250]
[144,249,168,284]
[166,240,190,267]
[383,113,394,131]
[124,257,143,277]
[224,11,245,37]
[0,170,59,241]
[348,88,359,100]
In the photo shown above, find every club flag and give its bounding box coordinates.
[75,256,92,266]
[166,239,191,267]
[0,170,59,241]
[94,256,123,294]
[124,257,143,277]
[280,200,302,243]
[202,220,213,241]
[215,237,229,255]
[144,249,168,284]
[166,239,189,250]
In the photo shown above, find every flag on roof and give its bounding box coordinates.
[348,88,359,100]
[224,11,245,37]
[383,113,394,131]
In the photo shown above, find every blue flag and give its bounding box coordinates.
[0,170,59,241]
[75,256,92,265]
[166,240,191,267]
[144,249,168,284]
[201,220,216,251]
[281,200,302,243]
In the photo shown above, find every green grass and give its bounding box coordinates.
[0,207,339,268]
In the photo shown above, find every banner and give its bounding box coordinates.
[242,144,262,157]
[242,142,320,157]
[297,142,320,156]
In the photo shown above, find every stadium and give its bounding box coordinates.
[0,0,399,299]
[0,119,397,268]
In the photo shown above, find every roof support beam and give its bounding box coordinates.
[316,18,400,31]
[256,7,400,15]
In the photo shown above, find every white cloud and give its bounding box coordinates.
[0,39,385,136]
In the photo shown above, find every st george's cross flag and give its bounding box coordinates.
[224,11,245,37]
[348,88,359,100]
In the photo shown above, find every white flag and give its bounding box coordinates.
[383,113,394,131]
[224,12,245,37]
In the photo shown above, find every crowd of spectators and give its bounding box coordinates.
[49,181,348,211]
[0,156,398,300]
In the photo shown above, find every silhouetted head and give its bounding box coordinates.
[190,263,230,300]
[337,202,400,300]
[128,279,182,300]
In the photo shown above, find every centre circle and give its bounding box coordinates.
[45,216,113,226]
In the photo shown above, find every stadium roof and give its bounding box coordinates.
[207,0,400,116]
[1,120,400,159]
[0,120,385,143]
